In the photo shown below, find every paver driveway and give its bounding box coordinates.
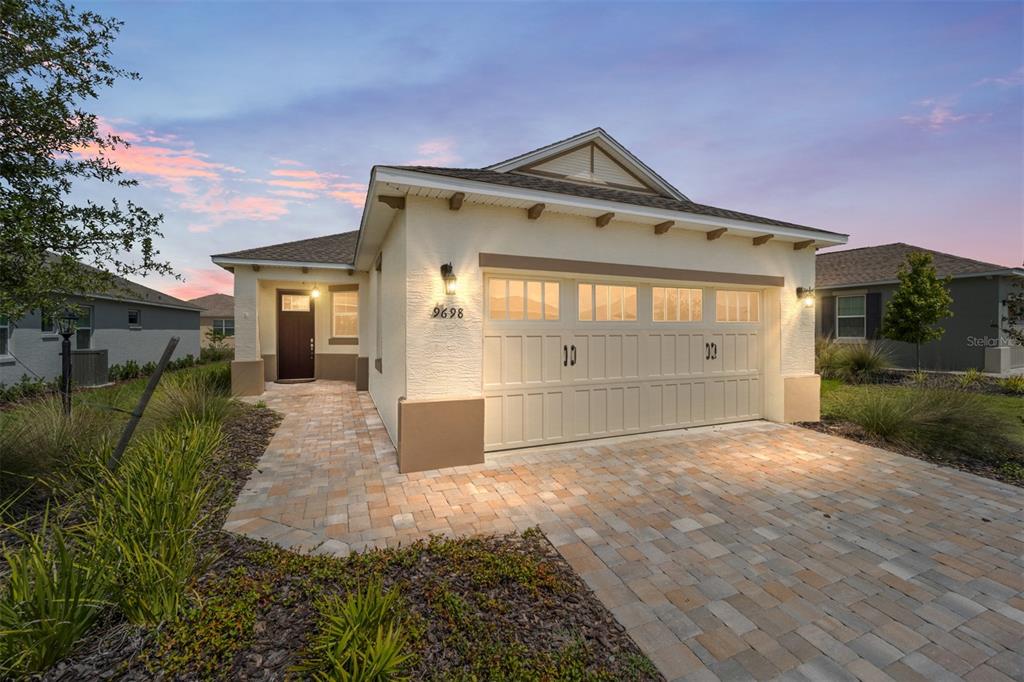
[226,381,1024,681]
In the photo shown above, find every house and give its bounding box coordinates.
[213,128,848,472]
[189,293,235,348]
[816,243,1024,374]
[0,274,201,388]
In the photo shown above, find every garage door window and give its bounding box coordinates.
[578,283,637,321]
[489,278,559,321]
[653,287,703,322]
[716,290,760,322]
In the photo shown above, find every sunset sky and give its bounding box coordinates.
[84,1,1023,299]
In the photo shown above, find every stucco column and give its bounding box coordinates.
[231,267,265,395]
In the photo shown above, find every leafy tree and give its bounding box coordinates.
[882,251,954,370]
[1001,276,1024,347]
[1,0,171,322]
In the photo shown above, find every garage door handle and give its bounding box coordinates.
[570,345,576,366]
[563,345,568,367]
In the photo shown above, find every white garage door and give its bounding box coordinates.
[483,276,763,451]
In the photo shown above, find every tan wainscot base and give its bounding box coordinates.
[783,374,821,423]
[398,396,485,474]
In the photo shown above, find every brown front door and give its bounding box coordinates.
[277,291,315,380]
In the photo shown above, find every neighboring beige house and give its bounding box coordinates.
[213,128,848,472]
[189,293,235,348]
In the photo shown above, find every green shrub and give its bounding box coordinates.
[815,338,844,380]
[905,370,929,386]
[999,375,1024,395]
[84,421,222,625]
[815,339,891,382]
[0,374,59,404]
[200,346,234,363]
[294,580,414,681]
[838,343,891,382]
[108,359,142,382]
[0,397,117,491]
[832,387,1018,459]
[956,368,985,389]
[0,514,109,676]
[147,365,235,428]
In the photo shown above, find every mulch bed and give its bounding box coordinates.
[869,370,1021,396]
[799,419,1024,488]
[42,404,660,681]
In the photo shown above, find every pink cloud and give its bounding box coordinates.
[270,189,319,199]
[274,158,304,166]
[408,137,461,166]
[258,162,365,207]
[76,119,242,195]
[163,267,234,299]
[270,168,322,179]
[975,66,1024,88]
[900,99,980,132]
[183,187,290,232]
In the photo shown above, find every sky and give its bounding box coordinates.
[80,1,1024,299]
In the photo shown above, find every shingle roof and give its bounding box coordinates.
[383,166,841,237]
[46,254,201,310]
[816,243,1020,288]
[188,293,233,317]
[213,231,358,265]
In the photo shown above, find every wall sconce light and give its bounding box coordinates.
[440,262,457,296]
[796,287,815,307]
[310,286,321,299]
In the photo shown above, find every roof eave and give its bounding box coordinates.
[211,256,354,271]
[371,166,848,245]
[818,268,1024,289]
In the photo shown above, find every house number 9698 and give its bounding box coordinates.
[432,306,464,319]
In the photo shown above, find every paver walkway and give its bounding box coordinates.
[226,381,1024,681]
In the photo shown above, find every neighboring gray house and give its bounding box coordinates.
[0,276,201,388]
[816,243,1024,375]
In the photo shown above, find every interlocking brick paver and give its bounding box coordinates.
[227,381,1024,681]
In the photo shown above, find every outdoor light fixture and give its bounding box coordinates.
[440,262,457,296]
[56,309,78,416]
[310,286,321,299]
[796,287,815,307]
[56,308,78,337]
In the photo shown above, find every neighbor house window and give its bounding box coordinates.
[715,290,760,323]
[0,317,9,356]
[488,279,559,321]
[41,313,55,334]
[213,319,234,336]
[332,290,358,337]
[836,295,866,339]
[75,306,93,349]
[281,294,310,312]
[578,284,637,322]
[653,287,703,322]
[127,310,141,328]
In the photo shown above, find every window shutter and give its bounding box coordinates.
[865,292,883,339]
[820,296,836,338]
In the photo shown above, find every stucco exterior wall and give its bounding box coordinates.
[0,298,199,386]
[367,212,408,442]
[399,197,817,410]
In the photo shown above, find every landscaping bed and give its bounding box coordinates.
[4,377,659,680]
[800,379,1024,487]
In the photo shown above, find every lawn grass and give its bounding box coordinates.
[820,379,1024,449]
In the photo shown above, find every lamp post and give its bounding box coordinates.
[56,309,78,416]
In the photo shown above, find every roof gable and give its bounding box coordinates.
[212,231,359,267]
[484,128,686,200]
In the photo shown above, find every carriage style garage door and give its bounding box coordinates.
[483,276,764,451]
